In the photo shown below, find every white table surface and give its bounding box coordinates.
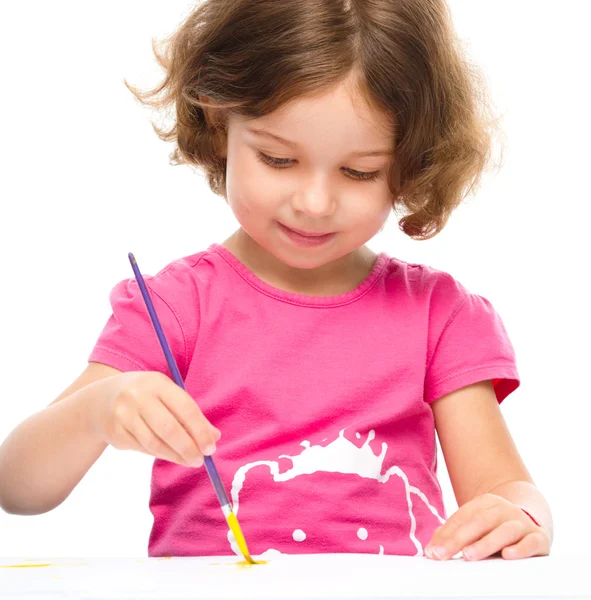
[1,553,589,600]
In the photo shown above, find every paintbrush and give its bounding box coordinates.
[128,252,257,564]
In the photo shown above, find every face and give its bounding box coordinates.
[215,73,395,273]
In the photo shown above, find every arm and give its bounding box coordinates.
[0,363,121,515]
[427,380,553,558]
[485,479,553,543]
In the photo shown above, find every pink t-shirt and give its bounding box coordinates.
[88,242,519,558]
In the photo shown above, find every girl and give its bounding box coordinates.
[0,0,552,561]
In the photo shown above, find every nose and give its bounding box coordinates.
[291,178,337,218]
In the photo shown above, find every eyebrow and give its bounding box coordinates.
[246,126,394,157]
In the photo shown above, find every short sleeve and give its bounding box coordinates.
[87,261,199,380]
[424,292,520,405]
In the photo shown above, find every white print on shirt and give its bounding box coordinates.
[227,428,445,558]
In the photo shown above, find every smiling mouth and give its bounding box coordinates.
[281,224,334,237]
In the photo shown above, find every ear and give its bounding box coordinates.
[197,94,228,159]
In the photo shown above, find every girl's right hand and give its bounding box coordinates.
[89,371,221,468]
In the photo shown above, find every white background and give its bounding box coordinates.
[0,0,589,559]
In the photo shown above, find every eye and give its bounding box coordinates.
[256,151,383,183]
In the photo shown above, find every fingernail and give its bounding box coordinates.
[424,546,433,558]
[191,456,204,468]
[203,444,216,456]
[463,547,474,560]
[431,546,447,560]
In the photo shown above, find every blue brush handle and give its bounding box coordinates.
[128,252,231,509]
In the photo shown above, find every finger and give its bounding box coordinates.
[114,420,183,463]
[462,519,527,561]
[501,531,550,560]
[427,495,500,555]
[126,414,198,466]
[156,381,219,455]
[111,422,143,452]
[137,399,204,465]
[427,508,501,560]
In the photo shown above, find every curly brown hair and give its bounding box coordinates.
[124,0,505,240]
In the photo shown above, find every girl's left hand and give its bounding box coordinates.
[424,493,551,561]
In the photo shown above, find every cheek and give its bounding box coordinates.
[346,189,392,225]
[376,195,394,222]
[226,150,283,216]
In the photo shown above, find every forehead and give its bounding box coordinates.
[235,80,395,148]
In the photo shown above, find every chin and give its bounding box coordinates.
[277,246,347,270]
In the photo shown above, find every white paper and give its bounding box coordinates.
[0,553,589,599]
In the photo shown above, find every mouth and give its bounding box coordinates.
[280,224,334,237]
[277,222,336,247]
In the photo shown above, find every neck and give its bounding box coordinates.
[221,228,377,296]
